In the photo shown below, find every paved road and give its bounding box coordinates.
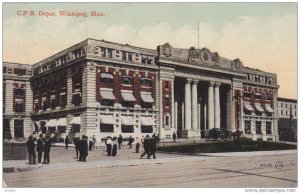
[3,146,297,188]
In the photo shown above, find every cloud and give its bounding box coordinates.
[3,13,297,98]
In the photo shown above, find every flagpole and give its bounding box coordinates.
[198,20,199,49]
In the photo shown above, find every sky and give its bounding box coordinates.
[2,2,297,99]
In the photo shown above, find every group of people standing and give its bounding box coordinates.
[72,135,91,162]
[26,134,52,165]
[105,134,159,159]
[140,134,158,159]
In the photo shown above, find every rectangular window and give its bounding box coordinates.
[266,122,272,134]
[72,125,81,133]
[141,126,153,133]
[15,101,24,112]
[100,124,114,132]
[281,103,283,108]
[3,67,6,73]
[107,49,113,58]
[121,125,134,133]
[100,99,114,106]
[60,94,67,108]
[122,52,127,60]
[141,102,152,108]
[121,76,133,85]
[128,53,133,61]
[244,120,251,134]
[101,48,106,57]
[121,101,134,108]
[57,126,66,133]
[15,88,25,96]
[14,120,24,138]
[48,127,56,133]
[72,93,81,106]
[14,68,24,76]
[165,97,170,107]
[256,121,262,134]
[165,115,170,127]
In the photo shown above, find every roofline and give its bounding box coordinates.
[277,97,297,103]
[3,62,32,66]
[87,38,157,53]
[33,39,89,66]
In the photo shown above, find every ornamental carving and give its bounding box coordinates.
[161,43,172,57]
[232,58,243,69]
[188,47,211,64]
[211,52,220,64]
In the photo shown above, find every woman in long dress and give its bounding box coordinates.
[111,137,118,156]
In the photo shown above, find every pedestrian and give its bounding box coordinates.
[73,137,80,159]
[89,137,94,151]
[43,136,51,164]
[36,134,44,163]
[141,136,145,148]
[92,135,97,149]
[172,132,177,143]
[117,134,123,149]
[106,136,112,156]
[65,136,69,149]
[140,135,150,158]
[148,134,158,159]
[78,136,83,161]
[81,135,88,162]
[135,137,141,153]
[26,135,36,164]
[111,137,118,156]
[128,135,134,149]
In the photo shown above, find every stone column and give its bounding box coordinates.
[192,80,198,130]
[214,82,221,128]
[182,102,185,129]
[184,79,191,130]
[226,86,233,131]
[66,69,73,106]
[174,101,178,130]
[208,82,214,129]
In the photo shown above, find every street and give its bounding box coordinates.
[3,146,297,188]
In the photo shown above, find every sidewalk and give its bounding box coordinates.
[3,148,297,173]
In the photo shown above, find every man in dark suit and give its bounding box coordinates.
[65,136,70,150]
[43,136,51,164]
[26,135,36,164]
[140,135,150,159]
[148,134,158,159]
[36,134,44,163]
[117,135,123,149]
[81,135,88,162]
[73,137,80,159]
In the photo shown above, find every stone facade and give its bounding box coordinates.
[3,39,280,141]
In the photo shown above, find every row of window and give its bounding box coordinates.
[279,103,297,109]
[94,47,154,64]
[243,92,272,100]
[99,73,153,87]
[279,110,297,116]
[3,67,32,76]
[244,121,272,135]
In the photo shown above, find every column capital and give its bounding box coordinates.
[186,78,193,83]
[209,81,215,87]
[214,82,221,87]
[192,79,199,84]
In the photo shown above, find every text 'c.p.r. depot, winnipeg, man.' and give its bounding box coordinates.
[16,10,105,17]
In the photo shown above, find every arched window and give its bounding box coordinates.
[100,73,114,84]
[141,78,152,87]
[121,75,133,85]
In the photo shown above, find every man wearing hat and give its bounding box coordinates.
[26,135,36,164]
[36,134,44,163]
[43,136,51,164]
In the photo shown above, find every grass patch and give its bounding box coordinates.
[157,138,297,154]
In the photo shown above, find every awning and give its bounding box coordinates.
[140,117,155,126]
[15,98,24,102]
[60,92,66,95]
[255,104,264,112]
[51,95,56,100]
[121,92,136,102]
[57,118,66,126]
[265,105,274,113]
[244,103,254,111]
[121,116,135,125]
[45,119,57,127]
[70,116,81,125]
[100,90,115,100]
[42,97,47,101]
[141,92,154,103]
[100,114,115,124]
[255,93,261,96]
[34,99,38,103]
